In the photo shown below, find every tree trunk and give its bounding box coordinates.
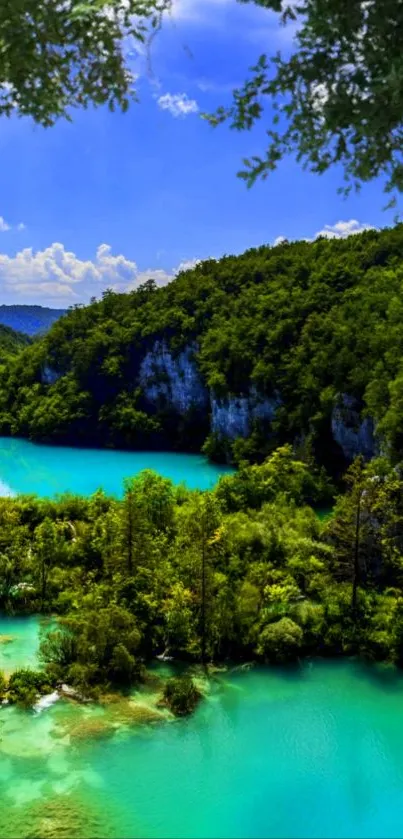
[127,493,133,575]
[41,561,47,609]
[201,510,206,665]
[352,491,362,616]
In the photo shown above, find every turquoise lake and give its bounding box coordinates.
[2,616,403,838]
[0,437,233,498]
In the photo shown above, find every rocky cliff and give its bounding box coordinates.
[138,342,281,439]
[138,343,376,461]
[38,342,378,463]
[139,342,209,414]
[210,389,281,439]
[331,394,378,461]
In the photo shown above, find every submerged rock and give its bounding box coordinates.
[0,635,15,645]
[11,792,116,839]
[101,694,169,726]
[67,717,117,743]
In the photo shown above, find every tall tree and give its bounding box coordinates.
[33,517,60,607]
[183,492,222,663]
[0,0,169,126]
[209,0,403,204]
[122,478,138,576]
[121,471,174,576]
[325,456,373,615]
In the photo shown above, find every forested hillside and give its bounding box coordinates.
[0,324,30,356]
[1,225,403,473]
[2,449,403,699]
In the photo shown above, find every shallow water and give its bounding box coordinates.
[0,615,42,674]
[3,617,403,838]
[0,437,233,498]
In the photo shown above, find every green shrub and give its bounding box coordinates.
[162,675,202,717]
[257,618,304,663]
[109,643,140,684]
[7,668,54,708]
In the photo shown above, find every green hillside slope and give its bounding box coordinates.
[0,224,403,473]
[0,324,31,356]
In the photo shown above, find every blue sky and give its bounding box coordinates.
[0,0,395,307]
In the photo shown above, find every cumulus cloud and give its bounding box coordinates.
[272,220,377,247]
[0,243,200,307]
[314,219,376,239]
[176,258,201,272]
[157,91,199,117]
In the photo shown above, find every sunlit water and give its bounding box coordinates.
[0,437,233,498]
[0,615,43,675]
[2,617,403,838]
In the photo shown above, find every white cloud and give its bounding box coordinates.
[271,220,376,248]
[170,0,299,46]
[196,78,237,94]
[0,243,200,307]
[157,91,199,117]
[314,219,376,239]
[170,0,230,23]
[0,215,26,233]
[176,258,201,272]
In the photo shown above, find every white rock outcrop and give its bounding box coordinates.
[331,394,377,460]
[139,341,208,414]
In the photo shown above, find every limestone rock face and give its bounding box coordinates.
[331,394,377,460]
[139,341,209,414]
[138,342,281,440]
[211,389,281,440]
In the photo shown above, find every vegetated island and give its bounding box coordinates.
[0,447,402,718]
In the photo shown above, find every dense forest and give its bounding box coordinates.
[1,226,403,475]
[2,447,403,709]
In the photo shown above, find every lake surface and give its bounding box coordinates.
[0,437,233,498]
[2,617,403,838]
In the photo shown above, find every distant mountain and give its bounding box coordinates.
[0,305,66,337]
